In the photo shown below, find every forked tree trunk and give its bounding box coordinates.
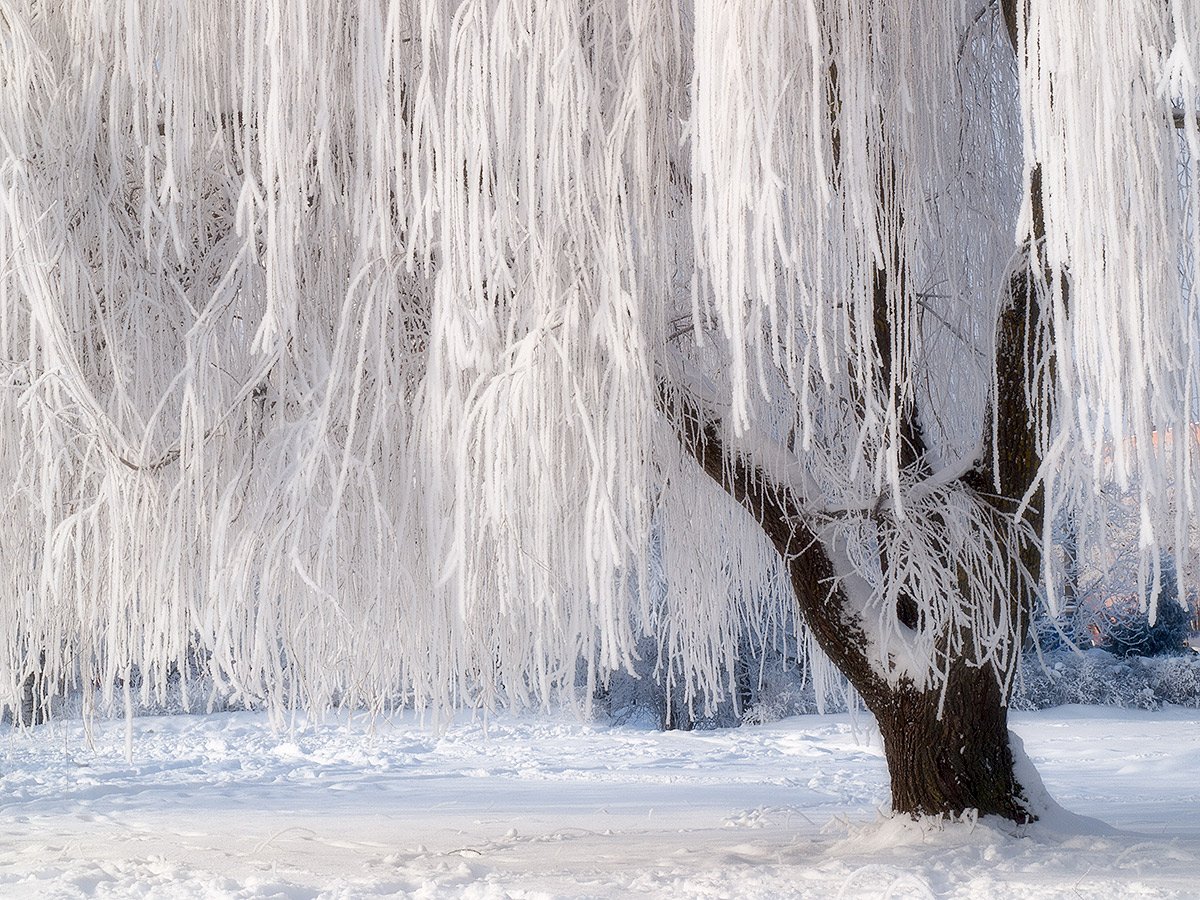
[661,384,1036,821]
[661,256,1046,819]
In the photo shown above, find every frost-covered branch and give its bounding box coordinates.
[656,378,890,701]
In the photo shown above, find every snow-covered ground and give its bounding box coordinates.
[1,706,1198,898]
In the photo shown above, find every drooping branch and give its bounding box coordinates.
[872,262,931,630]
[872,233,929,477]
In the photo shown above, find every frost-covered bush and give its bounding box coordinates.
[1073,557,1193,657]
[1093,594,1193,658]
[739,657,851,724]
[1032,552,1195,659]
[1012,648,1200,711]
[1145,654,1200,706]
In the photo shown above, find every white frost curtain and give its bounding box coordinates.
[0,1,1196,715]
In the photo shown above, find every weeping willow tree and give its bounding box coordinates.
[1,1,1198,821]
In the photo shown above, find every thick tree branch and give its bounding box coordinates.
[656,381,890,704]
[978,0,1050,530]
[945,0,1052,646]
[999,0,1022,57]
[1173,110,1199,130]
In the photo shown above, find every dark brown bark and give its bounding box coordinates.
[876,665,1028,821]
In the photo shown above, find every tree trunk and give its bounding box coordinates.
[771,496,1032,821]
[774,500,1033,821]
[17,656,48,727]
[870,666,1027,821]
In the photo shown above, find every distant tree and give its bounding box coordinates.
[16,656,48,727]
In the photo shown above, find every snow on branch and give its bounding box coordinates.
[0,0,1196,718]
